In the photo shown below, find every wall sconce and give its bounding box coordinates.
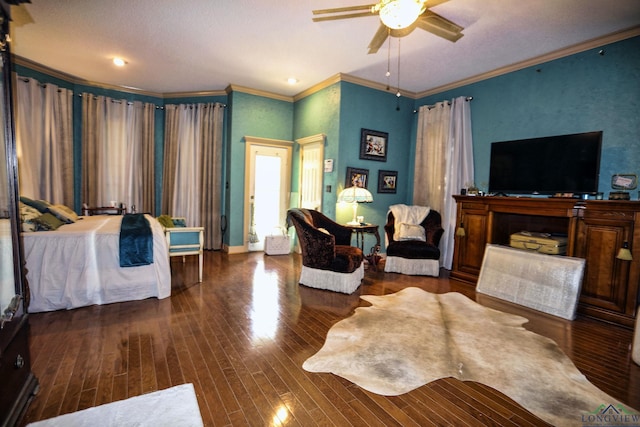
[616,241,633,261]
[455,222,466,237]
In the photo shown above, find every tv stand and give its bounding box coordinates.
[452,196,640,327]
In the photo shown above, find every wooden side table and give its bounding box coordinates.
[344,223,381,269]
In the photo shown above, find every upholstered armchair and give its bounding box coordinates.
[384,206,444,276]
[287,208,364,294]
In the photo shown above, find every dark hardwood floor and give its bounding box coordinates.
[20,251,640,426]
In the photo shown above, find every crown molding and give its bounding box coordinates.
[226,84,293,103]
[293,72,418,102]
[13,55,163,98]
[416,25,640,99]
[13,26,639,104]
[13,55,226,99]
[162,89,227,99]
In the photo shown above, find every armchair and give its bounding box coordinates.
[287,208,364,294]
[383,206,444,276]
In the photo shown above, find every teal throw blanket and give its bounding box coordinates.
[119,214,154,267]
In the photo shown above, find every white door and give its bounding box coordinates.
[246,142,291,252]
[299,138,324,210]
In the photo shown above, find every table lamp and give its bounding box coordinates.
[338,185,373,225]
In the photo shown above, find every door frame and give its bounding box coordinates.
[243,136,293,252]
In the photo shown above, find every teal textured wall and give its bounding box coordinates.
[292,83,341,216]
[226,90,293,247]
[416,36,640,197]
[12,34,639,252]
[336,82,415,236]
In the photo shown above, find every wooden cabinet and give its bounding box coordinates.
[0,3,39,425]
[451,200,488,283]
[574,204,640,326]
[451,196,640,327]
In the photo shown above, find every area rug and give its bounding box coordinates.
[27,383,203,427]
[303,287,638,427]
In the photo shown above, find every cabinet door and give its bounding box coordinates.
[575,213,636,324]
[452,208,488,283]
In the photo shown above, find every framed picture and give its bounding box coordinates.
[378,170,398,193]
[345,167,369,189]
[360,128,388,162]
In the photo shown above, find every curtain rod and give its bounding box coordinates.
[413,96,473,113]
[18,77,66,93]
[78,93,228,110]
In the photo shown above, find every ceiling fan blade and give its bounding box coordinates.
[367,24,390,54]
[312,4,376,15]
[415,10,464,42]
[421,0,451,7]
[313,11,375,22]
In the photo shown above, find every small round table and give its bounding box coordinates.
[344,223,381,270]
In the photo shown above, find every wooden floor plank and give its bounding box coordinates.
[19,251,640,426]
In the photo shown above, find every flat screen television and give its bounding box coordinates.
[488,131,602,196]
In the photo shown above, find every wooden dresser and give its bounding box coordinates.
[452,195,640,328]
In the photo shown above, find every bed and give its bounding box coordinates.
[22,214,171,313]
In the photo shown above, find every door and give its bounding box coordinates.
[297,134,325,210]
[245,138,292,252]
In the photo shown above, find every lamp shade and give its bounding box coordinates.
[378,0,425,30]
[337,186,373,203]
[617,241,633,261]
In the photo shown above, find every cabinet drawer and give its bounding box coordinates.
[0,325,32,421]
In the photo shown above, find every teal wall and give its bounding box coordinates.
[292,81,415,251]
[12,34,639,251]
[226,91,293,247]
[335,82,414,233]
[416,36,640,198]
[292,83,341,215]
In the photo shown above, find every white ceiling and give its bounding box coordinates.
[8,0,640,98]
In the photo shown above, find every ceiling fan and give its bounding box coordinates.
[312,0,464,54]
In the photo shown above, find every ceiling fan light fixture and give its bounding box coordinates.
[378,0,425,30]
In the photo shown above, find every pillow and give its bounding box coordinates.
[32,212,65,231]
[397,223,426,241]
[20,196,51,213]
[48,204,79,224]
[19,202,42,232]
[157,215,174,228]
[172,218,187,228]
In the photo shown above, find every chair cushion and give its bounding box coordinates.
[331,245,364,273]
[387,240,440,260]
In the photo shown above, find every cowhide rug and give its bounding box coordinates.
[303,287,637,427]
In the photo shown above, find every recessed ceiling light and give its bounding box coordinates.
[113,57,127,67]
[287,77,298,85]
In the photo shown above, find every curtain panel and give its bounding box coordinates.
[15,76,74,207]
[162,103,223,250]
[81,94,155,214]
[413,96,473,270]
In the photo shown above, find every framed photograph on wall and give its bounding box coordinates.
[378,170,398,193]
[360,128,388,162]
[345,167,369,189]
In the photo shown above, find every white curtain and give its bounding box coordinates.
[413,96,473,269]
[15,76,74,206]
[82,94,156,213]
[162,103,224,250]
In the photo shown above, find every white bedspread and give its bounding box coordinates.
[23,215,171,312]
